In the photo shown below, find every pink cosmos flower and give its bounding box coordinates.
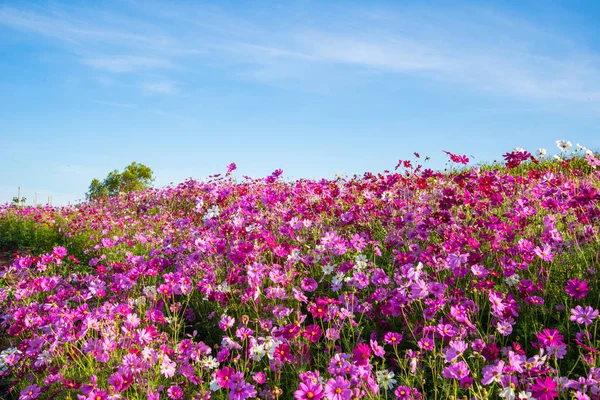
[537,329,564,347]
[229,380,257,400]
[19,384,41,400]
[324,376,352,400]
[253,372,266,385]
[294,381,324,400]
[167,385,184,399]
[160,358,176,378]
[441,361,470,380]
[394,386,420,399]
[302,324,323,343]
[274,343,292,362]
[481,360,505,385]
[383,332,403,346]
[370,339,385,357]
[570,305,599,325]
[352,343,371,366]
[301,277,318,292]
[417,337,434,351]
[52,246,67,258]
[531,376,558,400]
[215,366,235,389]
[533,244,554,261]
[94,390,110,400]
[219,315,235,331]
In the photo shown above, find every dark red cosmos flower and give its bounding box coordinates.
[443,150,470,165]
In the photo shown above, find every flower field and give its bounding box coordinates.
[1,145,600,400]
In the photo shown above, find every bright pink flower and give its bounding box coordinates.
[167,385,184,399]
[565,278,589,300]
[352,343,371,366]
[531,376,558,400]
[274,344,291,362]
[537,329,564,347]
[383,332,403,346]
[324,376,352,400]
[215,366,235,389]
[441,361,470,380]
[294,381,324,400]
[253,372,266,385]
[302,324,323,343]
[229,380,256,400]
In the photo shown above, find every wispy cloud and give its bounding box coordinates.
[139,80,179,95]
[91,100,138,109]
[83,55,173,73]
[91,99,195,122]
[1,2,600,107]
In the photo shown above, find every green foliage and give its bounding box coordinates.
[0,212,90,264]
[11,196,26,206]
[86,162,154,200]
[0,215,61,254]
[474,154,597,176]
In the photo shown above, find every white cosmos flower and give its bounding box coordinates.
[556,140,572,152]
[203,205,220,221]
[504,274,520,286]
[578,144,594,156]
[322,264,334,275]
[195,198,204,212]
[376,370,397,390]
[209,379,221,392]
[355,254,368,270]
[249,343,266,361]
[536,148,547,158]
[202,356,219,369]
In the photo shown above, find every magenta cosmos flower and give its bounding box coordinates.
[324,376,352,400]
[294,381,324,400]
[215,366,235,389]
[252,372,266,385]
[537,329,564,347]
[565,278,589,300]
[19,384,41,400]
[167,385,184,399]
[229,380,257,400]
[383,332,403,346]
[530,376,558,400]
[301,277,318,292]
[352,343,371,366]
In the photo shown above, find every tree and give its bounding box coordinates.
[86,162,154,200]
[11,196,26,207]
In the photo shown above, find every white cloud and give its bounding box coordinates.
[82,55,173,73]
[139,80,179,95]
[91,99,196,122]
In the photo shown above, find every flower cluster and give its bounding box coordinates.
[0,144,599,399]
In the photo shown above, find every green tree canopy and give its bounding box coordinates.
[86,162,154,200]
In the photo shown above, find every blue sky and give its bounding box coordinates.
[1,0,600,205]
